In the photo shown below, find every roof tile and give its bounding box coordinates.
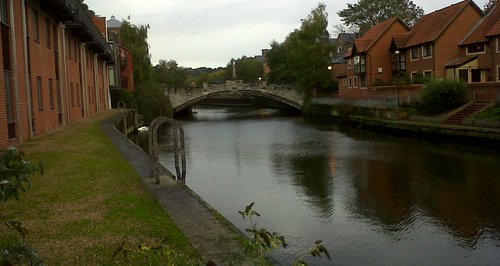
[462,4,499,44]
[404,0,471,48]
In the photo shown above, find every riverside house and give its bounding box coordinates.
[0,0,114,149]
[336,0,500,103]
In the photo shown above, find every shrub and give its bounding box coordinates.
[1,147,44,265]
[418,79,467,115]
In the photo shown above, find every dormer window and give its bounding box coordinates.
[348,58,352,69]
[466,43,485,55]
[338,46,343,53]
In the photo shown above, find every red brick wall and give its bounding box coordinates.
[1,1,112,150]
[434,4,483,78]
[466,82,500,102]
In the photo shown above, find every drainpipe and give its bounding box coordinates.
[61,25,70,124]
[80,43,88,118]
[57,23,67,125]
[19,0,32,140]
[81,43,88,115]
[94,54,99,113]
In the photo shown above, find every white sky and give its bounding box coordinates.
[84,0,488,68]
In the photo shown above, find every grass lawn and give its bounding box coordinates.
[0,112,203,265]
[474,106,500,121]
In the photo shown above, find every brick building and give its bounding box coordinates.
[335,0,500,102]
[1,0,114,149]
[338,17,409,97]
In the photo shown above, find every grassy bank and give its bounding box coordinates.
[0,112,203,265]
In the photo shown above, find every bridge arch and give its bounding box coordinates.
[168,83,304,114]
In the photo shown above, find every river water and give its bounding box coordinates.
[156,106,500,265]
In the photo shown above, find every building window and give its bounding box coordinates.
[466,43,485,54]
[48,78,54,109]
[0,0,8,25]
[353,76,358,88]
[411,47,418,61]
[392,52,406,73]
[410,72,418,82]
[423,70,432,79]
[354,55,366,73]
[46,18,51,48]
[459,69,469,83]
[348,58,352,69]
[76,83,80,107]
[497,65,500,81]
[33,9,40,42]
[70,82,74,107]
[360,75,367,88]
[348,77,352,88]
[497,37,500,53]
[422,44,432,58]
[37,76,43,110]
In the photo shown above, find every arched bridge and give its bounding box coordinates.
[166,81,304,113]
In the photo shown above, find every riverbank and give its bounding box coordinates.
[307,100,500,145]
[0,111,252,265]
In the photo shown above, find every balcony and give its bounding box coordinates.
[40,0,114,63]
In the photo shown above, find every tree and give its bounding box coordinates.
[483,0,498,13]
[224,57,264,83]
[338,0,424,34]
[120,20,154,90]
[267,3,335,99]
[119,20,173,120]
[154,60,188,88]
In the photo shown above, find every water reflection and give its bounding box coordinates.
[138,107,500,265]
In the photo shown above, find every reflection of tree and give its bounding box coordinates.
[272,140,335,218]
[348,142,500,246]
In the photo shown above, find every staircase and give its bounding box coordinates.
[443,102,491,125]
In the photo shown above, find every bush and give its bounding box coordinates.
[418,79,467,115]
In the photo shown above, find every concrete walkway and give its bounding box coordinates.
[101,113,254,265]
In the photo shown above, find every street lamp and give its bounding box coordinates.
[394,50,400,115]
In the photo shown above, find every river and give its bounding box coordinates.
[154,106,500,265]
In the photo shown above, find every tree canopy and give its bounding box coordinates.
[225,57,264,83]
[267,3,335,98]
[154,60,188,88]
[338,0,424,34]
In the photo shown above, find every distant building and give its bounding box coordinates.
[106,15,134,92]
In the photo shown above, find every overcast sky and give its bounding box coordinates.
[84,0,488,68]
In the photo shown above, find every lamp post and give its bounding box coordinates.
[394,50,400,115]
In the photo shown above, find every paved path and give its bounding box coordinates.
[101,113,254,265]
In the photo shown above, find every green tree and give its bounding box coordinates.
[225,57,264,83]
[483,0,498,13]
[267,3,335,99]
[119,19,173,120]
[120,20,154,90]
[154,60,188,88]
[338,0,424,34]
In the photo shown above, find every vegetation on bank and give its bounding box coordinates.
[474,105,500,122]
[0,112,203,265]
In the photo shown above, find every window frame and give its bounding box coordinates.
[497,65,500,81]
[410,47,418,61]
[33,8,40,42]
[496,37,500,53]
[466,43,485,55]
[347,58,352,69]
[422,44,432,59]
[348,77,352,88]
[0,0,9,25]
[37,76,44,110]
[353,76,358,88]
[46,18,51,48]
[48,78,55,109]
[410,71,418,83]
[423,70,433,79]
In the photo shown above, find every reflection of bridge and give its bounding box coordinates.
[166,81,304,113]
